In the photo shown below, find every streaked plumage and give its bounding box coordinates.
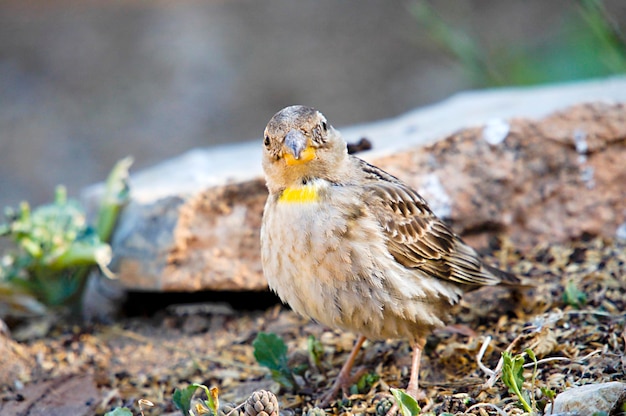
[260,105,519,405]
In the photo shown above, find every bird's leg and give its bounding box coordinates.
[383,339,428,416]
[406,339,426,400]
[318,334,367,407]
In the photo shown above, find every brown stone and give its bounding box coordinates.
[374,102,626,250]
[106,178,268,292]
[163,179,267,291]
[88,101,626,295]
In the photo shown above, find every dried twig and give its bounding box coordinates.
[483,331,530,388]
[476,336,494,377]
[467,402,508,416]
[224,401,245,416]
[522,348,602,368]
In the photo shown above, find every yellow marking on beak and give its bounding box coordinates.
[284,146,316,166]
[279,183,320,203]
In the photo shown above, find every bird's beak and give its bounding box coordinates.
[283,129,316,165]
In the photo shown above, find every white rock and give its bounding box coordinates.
[482,118,510,145]
[545,382,626,415]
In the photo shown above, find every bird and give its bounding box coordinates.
[260,105,520,406]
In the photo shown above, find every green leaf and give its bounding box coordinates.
[97,156,133,243]
[390,388,421,416]
[253,332,288,370]
[44,241,111,270]
[525,348,539,410]
[540,386,556,401]
[350,372,380,395]
[104,408,134,416]
[269,369,296,390]
[501,351,524,393]
[501,351,532,412]
[307,334,324,369]
[563,279,587,308]
[253,332,296,389]
[173,384,198,415]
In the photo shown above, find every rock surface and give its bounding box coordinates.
[374,102,626,249]
[545,382,626,415]
[82,80,626,293]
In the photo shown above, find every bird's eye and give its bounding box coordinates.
[264,136,271,147]
[321,121,328,131]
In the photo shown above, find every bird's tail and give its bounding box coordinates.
[483,263,526,286]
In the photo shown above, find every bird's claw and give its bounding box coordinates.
[316,366,368,408]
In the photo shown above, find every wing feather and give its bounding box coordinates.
[357,158,512,287]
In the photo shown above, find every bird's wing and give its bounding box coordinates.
[358,160,503,287]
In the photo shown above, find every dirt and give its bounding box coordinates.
[1,236,625,415]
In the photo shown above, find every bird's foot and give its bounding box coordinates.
[317,366,368,408]
[405,385,426,401]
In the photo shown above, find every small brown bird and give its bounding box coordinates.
[260,105,519,405]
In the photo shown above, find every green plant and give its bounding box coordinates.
[104,408,133,416]
[349,372,379,395]
[562,279,587,308]
[539,386,556,412]
[173,383,219,416]
[501,350,533,413]
[0,157,131,314]
[253,332,297,390]
[390,388,421,416]
[307,334,324,369]
[500,347,563,414]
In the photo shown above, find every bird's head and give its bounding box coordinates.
[262,105,348,193]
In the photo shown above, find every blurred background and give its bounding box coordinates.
[1,0,624,210]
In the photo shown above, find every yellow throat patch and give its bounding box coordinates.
[279,182,320,204]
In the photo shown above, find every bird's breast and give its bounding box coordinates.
[261,182,460,341]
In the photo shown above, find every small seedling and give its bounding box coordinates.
[173,384,197,415]
[307,334,324,369]
[562,279,587,308]
[390,388,421,416]
[173,383,219,416]
[349,372,379,395]
[253,332,297,390]
[539,386,556,412]
[501,351,532,412]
